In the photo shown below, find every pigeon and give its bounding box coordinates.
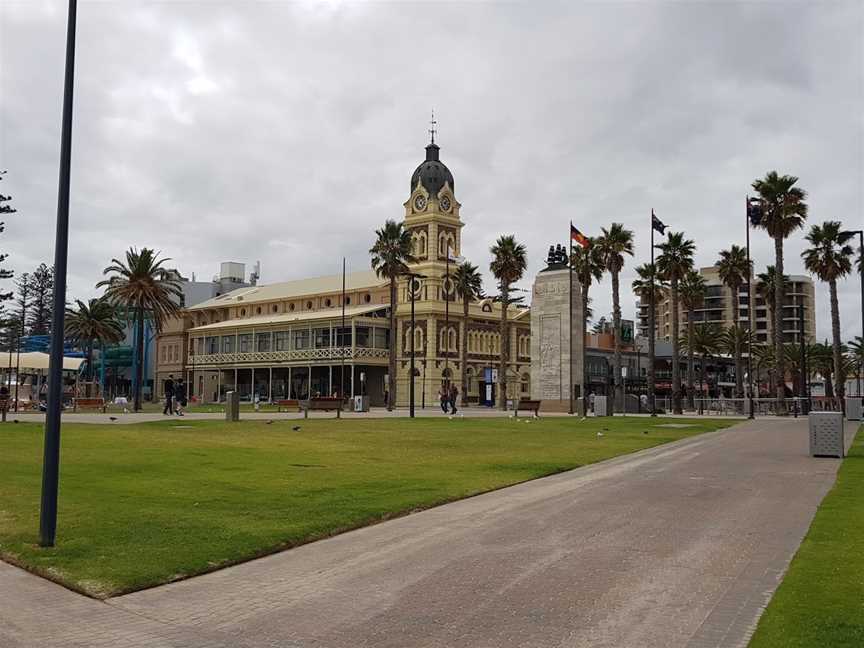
[12,419,18,424]
[109,416,118,422]
[292,425,301,431]
[643,430,649,434]
[123,408,129,414]
[596,431,604,437]
[265,420,273,425]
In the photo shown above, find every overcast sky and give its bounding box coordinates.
[1,0,862,340]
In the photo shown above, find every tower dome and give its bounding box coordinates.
[410,142,454,197]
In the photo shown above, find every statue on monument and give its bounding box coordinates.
[544,244,569,271]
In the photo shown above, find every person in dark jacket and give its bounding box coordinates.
[163,374,175,415]
[174,378,186,416]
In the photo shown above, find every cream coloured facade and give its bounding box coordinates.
[156,138,532,406]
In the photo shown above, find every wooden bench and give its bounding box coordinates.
[275,399,301,413]
[514,399,541,418]
[301,397,344,419]
[74,397,107,413]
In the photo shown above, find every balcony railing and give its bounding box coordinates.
[188,347,390,365]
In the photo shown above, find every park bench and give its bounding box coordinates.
[74,397,107,413]
[276,399,301,413]
[301,396,344,419]
[514,399,541,418]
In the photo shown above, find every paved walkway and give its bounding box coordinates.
[1,418,857,647]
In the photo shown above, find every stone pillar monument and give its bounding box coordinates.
[530,246,584,412]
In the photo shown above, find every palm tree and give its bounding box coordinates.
[721,325,750,401]
[751,171,808,411]
[752,344,774,396]
[370,219,416,410]
[632,262,666,413]
[490,235,527,410]
[595,223,634,411]
[716,245,752,397]
[573,241,605,404]
[802,221,854,410]
[684,322,722,402]
[679,270,707,409]
[809,341,835,398]
[452,261,484,402]
[98,248,182,411]
[756,265,789,395]
[65,298,125,394]
[655,231,696,414]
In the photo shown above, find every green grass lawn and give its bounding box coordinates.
[749,425,864,648]
[0,416,731,598]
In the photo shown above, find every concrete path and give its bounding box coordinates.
[1,418,857,647]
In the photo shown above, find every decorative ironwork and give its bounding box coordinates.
[188,347,389,366]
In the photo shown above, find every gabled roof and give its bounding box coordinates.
[186,270,386,311]
[189,304,389,332]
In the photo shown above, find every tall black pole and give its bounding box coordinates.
[569,224,574,414]
[444,248,450,386]
[855,230,864,405]
[799,302,808,414]
[410,279,416,418]
[14,284,27,412]
[40,0,77,548]
[341,257,346,406]
[649,210,656,416]
[746,196,755,420]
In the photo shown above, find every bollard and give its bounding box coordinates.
[225,391,240,422]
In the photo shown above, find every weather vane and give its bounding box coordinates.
[429,110,437,144]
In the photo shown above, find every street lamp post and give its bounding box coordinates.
[849,229,863,405]
[407,272,426,418]
[745,196,762,419]
[40,0,77,548]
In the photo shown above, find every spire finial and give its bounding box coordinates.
[428,110,437,145]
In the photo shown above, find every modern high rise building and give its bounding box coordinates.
[636,266,816,345]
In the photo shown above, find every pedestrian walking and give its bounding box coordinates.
[450,383,459,414]
[174,378,186,416]
[439,384,450,413]
[163,374,175,415]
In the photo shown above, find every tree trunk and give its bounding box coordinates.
[671,278,682,414]
[687,313,695,410]
[773,236,786,410]
[461,296,469,404]
[611,269,622,412]
[85,340,93,397]
[387,276,397,410]
[134,306,144,411]
[829,279,844,413]
[499,286,509,410]
[582,281,590,410]
[734,333,743,398]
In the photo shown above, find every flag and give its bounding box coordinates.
[651,210,667,234]
[570,224,590,249]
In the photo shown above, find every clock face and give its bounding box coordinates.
[414,195,427,211]
[440,196,451,212]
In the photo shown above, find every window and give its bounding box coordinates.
[294,329,310,349]
[336,327,352,347]
[274,331,290,351]
[221,336,235,353]
[374,327,389,349]
[256,306,262,315]
[413,328,424,352]
[306,301,313,310]
[160,346,166,362]
[256,332,271,352]
[345,296,351,305]
[325,298,332,307]
[482,303,492,313]
[364,293,371,303]
[289,303,295,312]
[238,334,252,353]
[206,337,219,354]
[272,304,279,313]
[240,308,246,317]
[520,373,530,394]
[314,327,331,348]
[355,326,370,347]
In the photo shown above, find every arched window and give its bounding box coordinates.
[414,328,423,352]
[521,373,530,394]
[448,328,456,352]
[419,232,427,256]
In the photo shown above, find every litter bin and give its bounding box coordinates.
[353,395,370,412]
[809,411,844,458]
[594,395,609,417]
[846,398,863,422]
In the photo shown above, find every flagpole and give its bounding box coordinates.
[569,222,574,415]
[341,257,346,408]
[649,209,657,417]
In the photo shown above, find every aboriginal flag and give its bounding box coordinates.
[570,224,590,249]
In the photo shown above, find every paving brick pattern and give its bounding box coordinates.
[1,418,855,647]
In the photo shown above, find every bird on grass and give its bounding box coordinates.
[265,420,274,425]
[109,416,118,422]
[292,425,301,431]
[596,431,604,437]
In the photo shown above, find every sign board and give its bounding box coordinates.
[621,367,628,378]
[485,384,493,402]
[491,369,499,382]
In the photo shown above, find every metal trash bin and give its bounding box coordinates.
[353,395,370,412]
[846,398,863,422]
[594,395,609,417]
[809,411,844,458]
[225,390,240,422]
